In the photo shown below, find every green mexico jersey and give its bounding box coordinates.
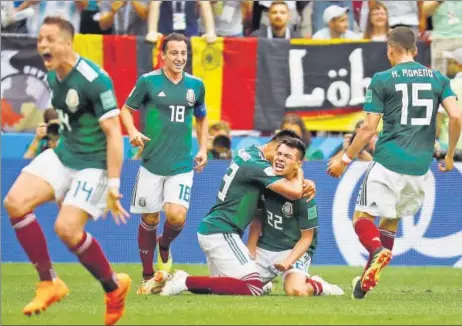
[257,192,318,258]
[198,146,283,235]
[48,56,119,170]
[364,61,456,176]
[125,69,206,176]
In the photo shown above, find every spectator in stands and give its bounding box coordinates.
[312,5,360,40]
[436,48,462,161]
[207,121,232,159]
[360,1,421,34]
[23,108,60,159]
[24,0,87,36]
[251,1,300,39]
[363,1,389,41]
[278,114,324,161]
[252,0,300,33]
[205,1,252,37]
[312,1,355,35]
[330,120,375,162]
[80,0,112,35]
[145,0,217,44]
[98,0,149,35]
[422,1,462,39]
[1,1,29,33]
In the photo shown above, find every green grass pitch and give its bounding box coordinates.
[2,263,461,325]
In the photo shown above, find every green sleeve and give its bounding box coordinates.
[438,72,457,102]
[89,75,118,120]
[363,73,385,114]
[125,76,147,111]
[297,198,319,230]
[244,160,284,188]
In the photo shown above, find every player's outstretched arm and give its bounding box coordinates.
[439,96,462,172]
[120,105,150,149]
[327,113,381,178]
[247,216,263,261]
[274,229,314,272]
[100,116,129,225]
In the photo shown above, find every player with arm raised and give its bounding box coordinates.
[159,130,317,296]
[3,17,130,324]
[119,33,209,294]
[327,26,462,300]
[247,138,344,297]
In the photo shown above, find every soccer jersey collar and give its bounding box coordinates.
[161,68,185,85]
[56,55,81,83]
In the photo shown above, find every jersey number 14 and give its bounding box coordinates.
[395,83,433,126]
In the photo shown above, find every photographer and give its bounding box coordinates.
[23,108,61,159]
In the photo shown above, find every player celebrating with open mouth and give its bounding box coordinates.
[4,16,130,325]
[247,138,344,297]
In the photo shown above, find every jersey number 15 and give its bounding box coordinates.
[395,83,433,126]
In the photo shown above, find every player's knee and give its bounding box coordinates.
[54,220,82,247]
[165,206,187,227]
[3,192,29,218]
[285,285,310,297]
[141,213,160,226]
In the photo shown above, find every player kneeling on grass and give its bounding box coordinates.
[3,16,131,325]
[154,130,316,296]
[247,139,344,297]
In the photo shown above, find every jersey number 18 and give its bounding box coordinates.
[169,105,185,122]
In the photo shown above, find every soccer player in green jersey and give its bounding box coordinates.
[119,33,209,294]
[3,17,131,324]
[327,27,462,299]
[247,138,344,297]
[159,130,317,296]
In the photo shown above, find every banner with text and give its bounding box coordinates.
[254,40,431,132]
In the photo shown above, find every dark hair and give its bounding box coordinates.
[270,129,304,144]
[162,33,188,53]
[42,16,75,39]
[280,114,311,147]
[43,108,58,124]
[277,138,306,160]
[363,1,389,40]
[388,26,416,52]
[213,134,231,149]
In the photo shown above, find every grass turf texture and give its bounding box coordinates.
[2,263,461,325]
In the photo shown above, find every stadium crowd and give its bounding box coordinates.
[2,0,462,161]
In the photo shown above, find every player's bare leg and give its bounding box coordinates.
[137,213,162,294]
[55,206,130,325]
[284,273,315,296]
[352,211,392,299]
[157,203,187,272]
[4,172,67,316]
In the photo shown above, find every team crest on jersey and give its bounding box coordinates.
[282,202,293,217]
[65,89,79,113]
[186,89,195,106]
[138,197,147,208]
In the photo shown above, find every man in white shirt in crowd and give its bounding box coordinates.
[312,5,360,40]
